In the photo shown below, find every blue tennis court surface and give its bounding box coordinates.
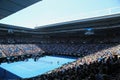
[0,56,76,79]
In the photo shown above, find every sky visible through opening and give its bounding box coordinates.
[0,0,120,28]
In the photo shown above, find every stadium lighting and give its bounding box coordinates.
[84,28,94,35]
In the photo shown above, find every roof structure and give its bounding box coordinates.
[0,13,120,36]
[0,1,119,36]
[0,23,32,30]
[35,13,120,33]
[36,13,120,29]
[0,0,41,19]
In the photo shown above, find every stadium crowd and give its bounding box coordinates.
[26,44,120,80]
[0,35,120,80]
[0,44,44,57]
[0,44,45,64]
[0,36,119,58]
[38,43,118,57]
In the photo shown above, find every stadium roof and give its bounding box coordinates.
[35,13,120,33]
[0,14,120,36]
[36,13,120,29]
[0,23,32,30]
[0,0,41,20]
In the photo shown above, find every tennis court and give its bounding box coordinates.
[0,56,76,79]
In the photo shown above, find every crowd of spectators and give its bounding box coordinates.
[0,35,120,80]
[0,42,118,59]
[0,44,45,64]
[38,43,118,57]
[0,35,119,58]
[26,44,120,80]
[0,53,44,64]
[0,44,44,57]
[0,37,41,44]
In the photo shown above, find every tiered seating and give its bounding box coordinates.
[27,45,120,80]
